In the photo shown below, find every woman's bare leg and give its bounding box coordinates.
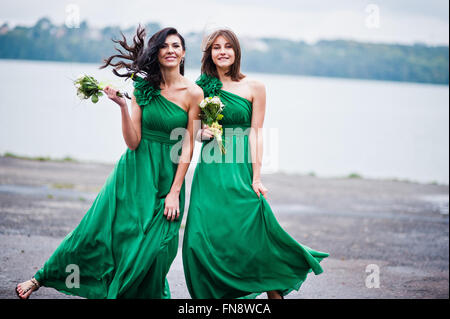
[267,290,283,299]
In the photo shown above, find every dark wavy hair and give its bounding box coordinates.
[99,25,185,88]
[201,29,245,81]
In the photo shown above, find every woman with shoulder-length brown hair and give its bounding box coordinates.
[16,25,203,299]
[182,28,329,299]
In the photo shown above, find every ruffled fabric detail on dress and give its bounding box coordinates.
[196,73,223,97]
[132,75,161,107]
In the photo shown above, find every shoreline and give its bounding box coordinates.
[1,56,449,87]
[2,152,447,187]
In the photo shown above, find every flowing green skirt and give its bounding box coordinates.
[182,132,329,299]
[34,138,185,299]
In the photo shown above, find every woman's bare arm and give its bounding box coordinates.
[248,80,268,198]
[164,85,203,220]
[120,95,142,150]
[104,86,142,150]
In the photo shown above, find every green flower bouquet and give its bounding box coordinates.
[199,96,226,154]
[74,74,131,103]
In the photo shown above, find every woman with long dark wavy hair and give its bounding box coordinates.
[16,25,203,299]
[182,29,329,299]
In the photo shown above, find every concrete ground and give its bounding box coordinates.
[0,156,448,299]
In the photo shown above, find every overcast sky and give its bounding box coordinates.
[1,0,448,45]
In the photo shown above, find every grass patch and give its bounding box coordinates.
[3,152,78,162]
[61,156,77,162]
[51,183,75,189]
[347,172,362,179]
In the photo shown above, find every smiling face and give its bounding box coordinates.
[201,29,245,81]
[158,34,185,69]
[211,35,236,70]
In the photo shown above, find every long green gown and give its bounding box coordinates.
[33,75,188,298]
[182,74,329,299]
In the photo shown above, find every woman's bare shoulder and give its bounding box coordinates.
[243,77,265,95]
[240,77,265,90]
[183,78,204,101]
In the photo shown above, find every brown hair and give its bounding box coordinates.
[201,29,245,81]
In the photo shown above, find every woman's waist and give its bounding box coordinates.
[220,122,251,129]
[141,127,184,145]
[220,123,252,136]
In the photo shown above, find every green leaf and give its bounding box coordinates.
[91,94,99,103]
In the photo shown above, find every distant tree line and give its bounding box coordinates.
[0,17,448,85]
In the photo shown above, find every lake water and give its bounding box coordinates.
[0,59,448,185]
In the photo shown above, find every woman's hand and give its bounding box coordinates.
[164,191,180,221]
[104,85,126,108]
[252,180,268,199]
[196,124,214,141]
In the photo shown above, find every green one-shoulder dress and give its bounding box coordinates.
[182,74,329,299]
[33,76,188,298]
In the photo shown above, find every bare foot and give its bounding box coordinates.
[267,290,283,299]
[16,279,40,299]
